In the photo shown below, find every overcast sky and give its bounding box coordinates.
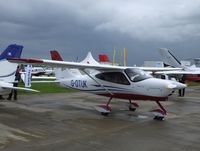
[0,0,200,65]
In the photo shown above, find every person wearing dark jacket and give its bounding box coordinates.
[178,75,186,97]
[7,66,21,100]
[0,95,5,100]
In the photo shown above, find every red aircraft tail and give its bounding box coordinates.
[50,50,63,61]
[99,54,110,63]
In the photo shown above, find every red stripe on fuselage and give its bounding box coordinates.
[96,93,168,101]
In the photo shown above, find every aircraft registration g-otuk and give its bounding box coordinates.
[8,51,186,120]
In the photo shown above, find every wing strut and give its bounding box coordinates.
[81,69,113,96]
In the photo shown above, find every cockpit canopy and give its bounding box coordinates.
[95,71,130,85]
[95,68,152,85]
[125,68,152,82]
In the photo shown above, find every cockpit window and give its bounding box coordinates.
[95,72,130,85]
[125,68,152,82]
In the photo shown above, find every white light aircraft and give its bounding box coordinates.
[157,48,200,75]
[21,66,54,76]
[20,66,55,84]
[8,51,186,120]
[0,44,39,94]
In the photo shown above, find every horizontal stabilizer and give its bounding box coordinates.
[2,85,39,92]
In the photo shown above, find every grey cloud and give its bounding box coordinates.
[1,0,200,41]
[0,0,200,65]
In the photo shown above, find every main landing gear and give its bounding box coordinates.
[95,98,139,116]
[95,97,113,116]
[95,98,166,121]
[151,101,166,121]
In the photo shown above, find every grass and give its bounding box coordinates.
[187,81,200,87]
[18,82,77,95]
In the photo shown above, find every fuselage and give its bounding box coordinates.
[0,81,13,95]
[58,68,186,101]
[0,60,18,95]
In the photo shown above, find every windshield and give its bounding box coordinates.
[125,68,152,82]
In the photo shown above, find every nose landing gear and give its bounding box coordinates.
[151,101,166,121]
[129,100,139,111]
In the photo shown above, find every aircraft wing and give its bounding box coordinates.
[7,58,127,71]
[2,85,39,92]
[8,58,185,73]
[139,67,182,72]
[155,70,200,75]
[9,57,200,83]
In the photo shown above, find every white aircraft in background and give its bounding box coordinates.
[0,44,38,94]
[20,66,54,76]
[157,48,200,74]
[8,51,186,120]
[26,66,46,76]
[20,66,55,83]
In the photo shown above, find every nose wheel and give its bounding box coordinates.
[151,101,166,121]
[129,100,139,111]
[154,115,164,121]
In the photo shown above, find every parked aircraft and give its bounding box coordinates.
[8,51,186,120]
[157,48,200,81]
[0,44,38,94]
[99,54,111,65]
[20,66,54,76]
[0,44,22,60]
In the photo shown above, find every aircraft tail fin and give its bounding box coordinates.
[158,48,182,68]
[99,54,110,63]
[50,50,81,80]
[0,44,23,83]
[0,44,23,60]
[50,50,63,61]
[98,54,112,65]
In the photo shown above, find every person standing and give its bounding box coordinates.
[0,95,5,100]
[7,66,21,100]
[178,75,186,97]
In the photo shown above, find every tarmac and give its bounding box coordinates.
[0,86,200,151]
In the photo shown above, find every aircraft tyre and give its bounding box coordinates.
[101,112,109,116]
[128,101,139,111]
[129,106,136,111]
[154,116,164,121]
